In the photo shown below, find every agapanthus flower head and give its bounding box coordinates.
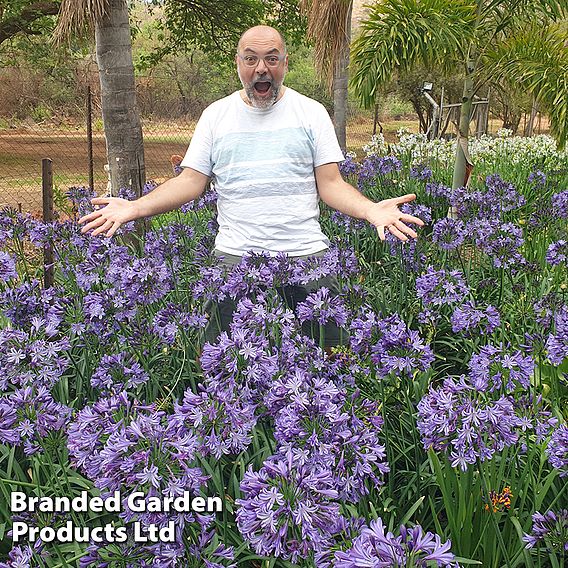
[450,186,496,221]
[432,218,465,250]
[451,301,500,336]
[236,448,342,562]
[468,344,534,393]
[551,190,568,219]
[339,152,359,177]
[170,384,257,459]
[546,240,568,266]
[546,305,568,366]
[0,386,71,455]
[416,266,469,307]
[0,251,17,283]
[485,173,526,213]
[269,373,388,501]
[91,351,150,393]
[425,181,452,200]
[152,303,207,346]
[546,424,568,477]
[358,155,402,190]
[334,518,456,567]
[370,312,434,379]
[474,221,525,269]
[296,287,350,328]
[417,376,524,470]
[523,509,568,552]
[0,544,34,568]
[410,163,433,181]
[528,170,547,187]
[534,293,563,328]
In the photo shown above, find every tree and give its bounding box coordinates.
[0,0,59,46]
[300,0,352,151]
[350,0,568,195]
[56,0,145,196]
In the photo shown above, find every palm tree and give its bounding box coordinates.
[300,0,353,151]
[350,0,568,194]
[55,0,145,196]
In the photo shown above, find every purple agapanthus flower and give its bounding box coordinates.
[546,305,568,365]
[334,518,455,567]
[0,251,17,282]
[0,386,71,455]
[546,424,568,477]
[523,509,568,552]
[551,190,568,219]
[296,287,350,327]
[0,545,34,568]
[339,153,359,177]
[546,240,568,266]
[410,163,433,181]
[416,266,469,307]
[468,344,534,393]
[91,352,150,393]
[417,376,524,470]
[236,448,342,562]
[472,221,525,269]
[528,170,547,187]
[451,301,500,336]
[432,218,465,250]
[534,294,563,328]
[358,155,402,190]
[425,181,452,200]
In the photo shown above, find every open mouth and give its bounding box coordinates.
[254,81,272,95]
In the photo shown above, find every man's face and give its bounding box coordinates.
[236,29,288,109]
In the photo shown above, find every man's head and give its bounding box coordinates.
[236,26,288,109]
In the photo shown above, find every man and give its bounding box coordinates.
[79,25,423,345]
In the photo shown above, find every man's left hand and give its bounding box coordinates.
[366,193,424,241]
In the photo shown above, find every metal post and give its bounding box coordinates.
[42,158,54,289]
[87,85,94,191]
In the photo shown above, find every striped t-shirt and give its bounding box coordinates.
[180,88,344,256]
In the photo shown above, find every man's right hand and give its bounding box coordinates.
[79,197,139,238]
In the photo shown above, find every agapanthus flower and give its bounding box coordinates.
[296,287,349,328]
[528,170,547,187]
[425,181,452,200]
[468,344,534,393]
[334,518,456,567]
[473,221,525,269]
[450,187,496,221]
[370,313,434,379]
[485,173,526,213]
[0,545,34,568]
[170,384,257,459]
[0,251,17,282]
[152,303,207,345]
[534,294,563,328]
[546,305,568,365]
[416,266,469,307]
[451,301,500,336]
[409,163,433,181]
[546,424,568,477]
[236,448,342,562]
[417,376,524,470]
[269,373,388,501]
[357,155,402,190]
[0,386,71,455]
[551,190,568,219]
[339,152,359,177]
[432,218,465,250]
[91,352,150,393]
[546,240,568,266]
[523,509,568,552]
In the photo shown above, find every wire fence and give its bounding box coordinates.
[0,87,548,213]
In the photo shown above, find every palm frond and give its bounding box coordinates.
[484,23,568,147]
[350,0,477,108]
[54,0,110,42]
[300,0,352,91]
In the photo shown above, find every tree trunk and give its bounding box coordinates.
[332,2,352,152]
[525,99,538,136]
[95,0,145,197]
[449,55,475,218]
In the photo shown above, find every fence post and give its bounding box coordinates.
[87,85,94,192]
[42,158,54,289]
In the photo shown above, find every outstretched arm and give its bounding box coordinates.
[78,167,210,237]
[315,162,424,241]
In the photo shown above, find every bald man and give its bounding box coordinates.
[80,25,423,346]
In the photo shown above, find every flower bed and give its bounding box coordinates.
[0,132,567,567]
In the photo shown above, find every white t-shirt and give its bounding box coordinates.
[180,88,344,256]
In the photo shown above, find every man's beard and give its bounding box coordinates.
[239,70,284,109]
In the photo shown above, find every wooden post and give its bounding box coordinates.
[42,158,54,289]
[87,85,94,192]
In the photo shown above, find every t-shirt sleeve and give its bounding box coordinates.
[312,102,345,168]
[180,108,213,177]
